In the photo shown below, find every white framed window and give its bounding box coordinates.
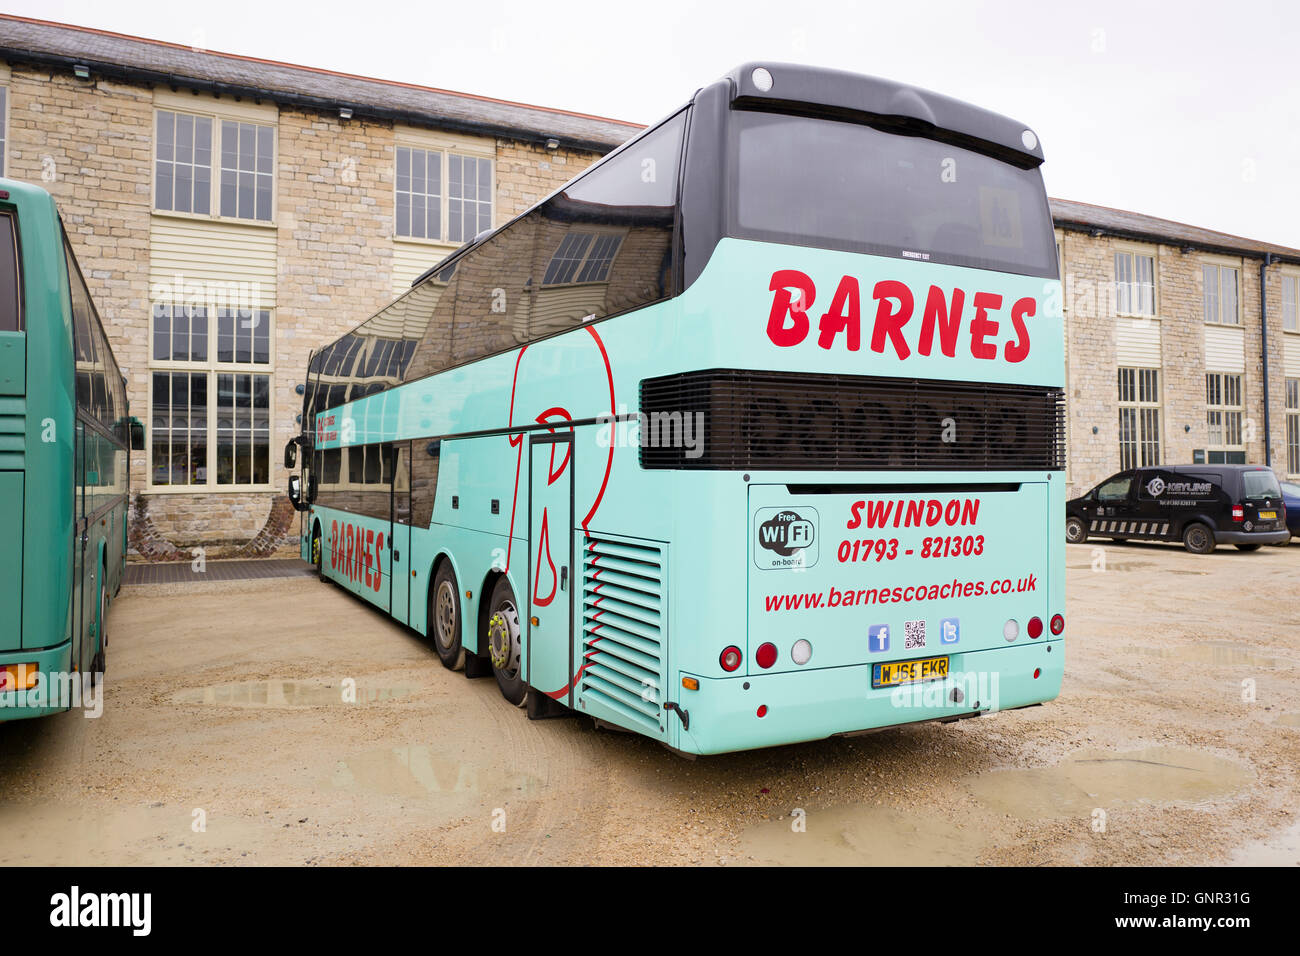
[448,153,492,243]
[1282,273,1298,333]
[1202,263,1240,325]
[149,305,274,488]
[396,146,441,240]
[219,120,275,221]
[1114,250,1155,316]
[1286,377,1299,477]
[395,146,493,243]
[154,108,275,223]
[1205,372,1245,464]
[1118,367,1160,469]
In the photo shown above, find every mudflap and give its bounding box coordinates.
[526,686,572,720]
[464,650,494,679]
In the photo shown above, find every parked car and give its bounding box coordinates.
[1281,481,1300,538]
[1066,464,1289,554]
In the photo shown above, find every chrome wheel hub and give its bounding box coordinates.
[435,581,457,649]
[487,601,520,675]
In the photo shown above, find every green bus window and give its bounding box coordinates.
[0,212,19,332]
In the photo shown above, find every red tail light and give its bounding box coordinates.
[1232,505,1244,522]
[755,642,778,669]
[1027,616,1043,639]
[1050,613,1064,635]
[720,646,742,672]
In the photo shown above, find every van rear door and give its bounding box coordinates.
[1240,468,1286,532]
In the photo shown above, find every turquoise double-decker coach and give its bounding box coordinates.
[286,64,1067,755]
[0,178,140,720]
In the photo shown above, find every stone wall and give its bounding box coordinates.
[4,64,609,559]
[1062,230,1285,498]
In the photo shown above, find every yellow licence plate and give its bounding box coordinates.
[1259,511,1277,520]
[872,656,949,689]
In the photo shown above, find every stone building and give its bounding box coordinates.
[0,14,636,557]
[1053,200,1300,498]
[2,14,1297,557]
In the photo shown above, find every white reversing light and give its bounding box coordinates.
[1004,619,1019,642]
[752,67,773,92]
[791,639,812,665]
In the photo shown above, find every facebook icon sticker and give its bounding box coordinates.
[939,617,960,645]
[868,624,890,653]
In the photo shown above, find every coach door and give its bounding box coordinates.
[390,442,412,626]
[527,432,573,704]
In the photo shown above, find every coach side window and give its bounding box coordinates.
[0,212,19,333]
[527,111,685,340]
[451,213,535,363]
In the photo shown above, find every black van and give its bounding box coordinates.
[1065,464,1289,553]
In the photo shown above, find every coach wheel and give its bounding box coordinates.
[1235,543,1261,552]
[1182,522,1215,555]
[90,585,107,686]
[1065,516,1087,544]
[431,561,466,671]
[311,523,323,578]
[486,577,527,708]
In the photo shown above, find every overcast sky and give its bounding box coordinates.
[14,0,1300,247]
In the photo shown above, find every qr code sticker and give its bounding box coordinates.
[904,619,926,650]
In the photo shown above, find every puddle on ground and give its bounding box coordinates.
[0,802,270,865]
[1129,642,1284,668]
[329,745,538,800]
[964,747,1251,820]
[172,680,415,708]
[1226,818,1300,865]
[1276,713,1300,728]
[738,805,990,866]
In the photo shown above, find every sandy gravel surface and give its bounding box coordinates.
[2,542,1297,866]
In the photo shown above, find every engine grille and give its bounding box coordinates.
[638,368,1065,471]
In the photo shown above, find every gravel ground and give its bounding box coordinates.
[2,541,1297,866]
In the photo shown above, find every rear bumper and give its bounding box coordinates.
[0,641,76,722]
[673,639,1063,755]
[1214,529,1290,546]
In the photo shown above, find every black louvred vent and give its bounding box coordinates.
[638,369,1065,471]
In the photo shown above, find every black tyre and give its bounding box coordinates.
[1235,543,1261,552]
[1065,516,1087,544]
[430,561,466,670]
[90,584,107,685]
[311,522,324,578]
[1182,523,1215,555]
[485,576,527,707]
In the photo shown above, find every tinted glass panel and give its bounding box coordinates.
[306,114,684,396]
[1242,471,1281,500]
[1097,476,1132,502]
[732,110,1056,278]
[66,234,126,437]
[0,213,19,332]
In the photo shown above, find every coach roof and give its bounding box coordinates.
[722,61,1047,169]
